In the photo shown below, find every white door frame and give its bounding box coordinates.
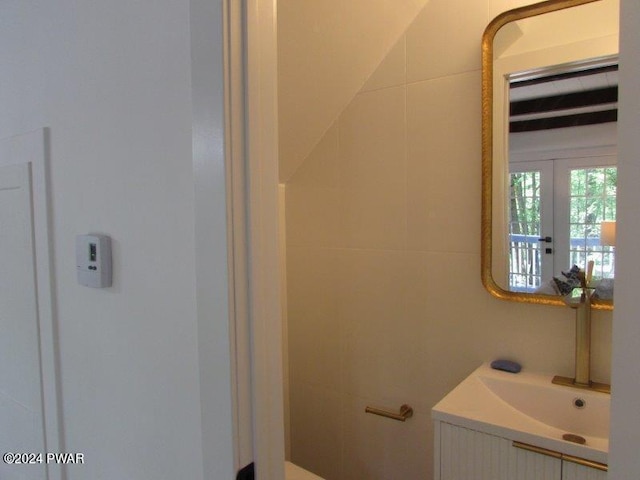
[220,0,285,478]
[0,129,62,480]
[242,0,286,478]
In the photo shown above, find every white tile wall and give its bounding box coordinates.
[278,0,429,182]
[284,0,614,478]
[406,71,481,253]
[406,0,488,83]
[361,37,407,93]
[339,87,408,250]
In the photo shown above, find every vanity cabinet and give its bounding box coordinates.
[435,422,606,480]
[562,462,607,480]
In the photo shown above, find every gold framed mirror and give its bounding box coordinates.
[481,0,619,309]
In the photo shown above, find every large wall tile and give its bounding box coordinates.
[286,183,343,248]
[289,381,342,480]
[406,0,488,83]
[338,87,408,249]
[339,185,407,250]
[338,250,414,401]
[279,0,427,182]
[361,36,407,93]
[339,87,406,190]
[340,394,386,480]
[286,125,343,248]
[289,123,341,189]
[287,246,343,390]
[407,71,482,253]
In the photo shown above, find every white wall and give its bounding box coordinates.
[283,0,614,478]
[608,0,640,477]
[0,1,235,478]
[277,0,429,182]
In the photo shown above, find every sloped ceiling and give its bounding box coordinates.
[277,0,429,182]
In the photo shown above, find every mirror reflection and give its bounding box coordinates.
[482,0,619,308]
[507,60,617,298]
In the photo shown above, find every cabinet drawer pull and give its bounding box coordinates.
[563,454,608,472]
[512,441,562,459]
[512,441,608,472]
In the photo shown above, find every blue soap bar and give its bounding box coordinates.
[490,359,521,373]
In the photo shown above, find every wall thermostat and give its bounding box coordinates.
[76,234,112,288]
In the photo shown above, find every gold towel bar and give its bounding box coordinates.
[365,404,414,422]
[513,441,608,472]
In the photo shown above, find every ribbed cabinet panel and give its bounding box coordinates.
[562,462,607,480]
[439,422,561,480]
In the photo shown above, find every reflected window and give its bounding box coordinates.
[568,166,617,279]
[508,170,543,292]
[508,160,617,293]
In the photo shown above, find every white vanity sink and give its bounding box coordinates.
[432,364,609,465]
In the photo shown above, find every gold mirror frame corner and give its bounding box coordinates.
[480,0,614,311]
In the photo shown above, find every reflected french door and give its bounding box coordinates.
[508,160,554,292]
[508,155,616,292]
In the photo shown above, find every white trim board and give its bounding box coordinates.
[244,0,286,478]
[0,128,63,480]
[189,0,239,477]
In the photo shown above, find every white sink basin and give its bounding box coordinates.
[432,364,610,464]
